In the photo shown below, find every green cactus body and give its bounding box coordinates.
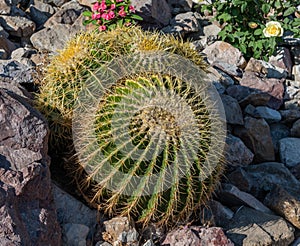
[36,26,226,227]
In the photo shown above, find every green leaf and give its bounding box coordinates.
[283,7,295,17]
[262,4,271,14]
[254,29,262,35]
[241,2,247,13]
[131,14,143,20]
[82,10,92,17]
[218,13,232,22]
[274,0,281,9]
[82,19,93,26]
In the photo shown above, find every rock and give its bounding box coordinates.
[279,137,300,167]
[291,119,300,137]
[291,238,300,246]
[0,0,11,15]
[197,23,221,48]
[103,217,139,246]
[212,62,243,79]
[10,47,36,60]
[269,47,293,76]
[0,60,36,84]
[218,183,273,214]
[162,226,233,246]
[167,0,193,15]
[234,117,275,162]
[0,78,33,98]
[62,223,90,246]
[203,41,247,69]
[0,88,61,245]
[293,64,300,83]
[240,71,284,110]
[226,168,253,192]
[244,162,300,200]
[270,123,290,153]
[254,106,282,123]
[221,94,244,125]
[226,207,295,246]
[52,183,97,229]
[95,242,112,246]
[245,57,288,79]
[130,0,157,24]
[226,85,255,102]
[224,134,254,167]
[280,109,300,124]
[264,185,300,229]
[201,200,234,228]
[30,24,72,53]
[0,36,16,59]
[0,15,36,37]
[44,8,82,27]
[163,12,201,36]
[214,68,235,86]
[151,0,171,26]
[29,1,56,27]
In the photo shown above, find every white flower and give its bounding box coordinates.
[263,21,284,37]
[192,0,203,4]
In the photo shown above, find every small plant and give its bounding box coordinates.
[201,0,300,60]
[82,0,143,31]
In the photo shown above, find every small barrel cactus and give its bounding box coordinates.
[35,26,226,227]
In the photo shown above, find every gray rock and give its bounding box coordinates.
[130,0,156,24]
[10,47,36,60]
[218,183,273,214]
[234,117,275,162]
[95,242,112,246]
[270,123,290,153]
[62,223,90,246]
[0,88,61,245]
[201,200,234,228]
[29,1,56,27]
[163,12,201,36]
[244,162,300,200]
[264,185,300,229]
[227,168,253,192]
[240,71,284,110]
[30,24,72,53]
[221,94,244,125]
[151,0,171,26]
[162,226,233,246]
[254,106,282,123]
[269,47,293,76]
[103,217,139,246]
[214,68,235,86]
[203,41,247,69]
[0,60,36,84]
[198,23,221,48]
[167,0,193,14]
[0,25,9,38]
[52,183,97,229]
[279,137,300,167]
[44,8,81,27]
[291,119,300,137]
[226,207,295,246]
[226,85,254,102]
[0,15,36,37]
[280,109,300,124]
[224,134,254,167]
[291,237,300,246]
[213,62,243,79]
[0,0,11,15]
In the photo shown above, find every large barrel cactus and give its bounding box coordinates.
[35,26,227,227]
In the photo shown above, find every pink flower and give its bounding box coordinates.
[108,11,115,19]
[92,13,101,20]
[101,13,109,20]
[99,0,107,10]
[99,25,107,31]
[92,2,100,11]
[110,4,116,10]
[116,0,123,2]
[118,6,126,17]
[129,5,135,13]
[125,22,131,26]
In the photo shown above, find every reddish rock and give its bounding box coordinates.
[240,71,285,109]
[162,226,233,246]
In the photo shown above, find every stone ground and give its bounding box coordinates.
[1,0,300,245]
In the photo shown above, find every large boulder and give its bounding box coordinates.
[0,88,61,245]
